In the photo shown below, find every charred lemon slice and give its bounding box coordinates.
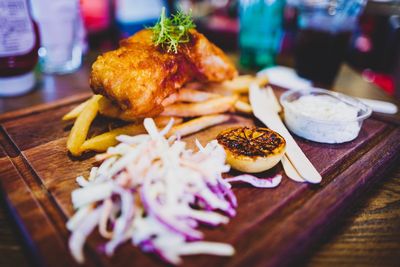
[217,127,286,173]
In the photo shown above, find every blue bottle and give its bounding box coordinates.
[239,0,285,69]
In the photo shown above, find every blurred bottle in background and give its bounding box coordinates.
[239,0,285,69]
[81,0,115,51]
[347,8,400,96]
[180,0,239,51]
[31,0,84,74]
[115,0,167,38]
[391,15,400,99]
[289,0,367,88]
[0,0,40,96]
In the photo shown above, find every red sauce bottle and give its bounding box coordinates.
[0,0,40,96]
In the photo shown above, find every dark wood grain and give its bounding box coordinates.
[3,164,400,267]
[0,204,29,267]
[307,160,400,267]
[0,89,399,267]
[0,157,77,267]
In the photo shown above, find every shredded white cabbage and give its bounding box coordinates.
[67,118,281,265]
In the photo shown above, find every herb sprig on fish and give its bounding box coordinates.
[150,7,195,53]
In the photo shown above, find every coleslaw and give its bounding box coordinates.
[67,118,281,264]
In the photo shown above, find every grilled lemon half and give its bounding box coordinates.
[217,127,286,173]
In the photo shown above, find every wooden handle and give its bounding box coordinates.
[250,84,322,184]
[281,155,305,183]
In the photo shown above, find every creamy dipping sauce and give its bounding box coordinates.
[283,94,362,144]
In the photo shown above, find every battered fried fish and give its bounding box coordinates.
[90,29,237,119]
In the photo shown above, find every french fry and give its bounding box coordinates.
[162,89,220,106]
[234,100,253,114]
[161,94,178,106]
[153,116,183,126]
[176,88,220,102]
[255,75,269,87]
[162,95,237,117]
[67,95,102,156]
[239,94,250,103]
[220,75,255,93]
[204,75,268,94]
[80,124,146,152]
[167,115,230,137]
[62,98,91,121]
[80,116,183,153]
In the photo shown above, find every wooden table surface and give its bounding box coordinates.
[0,58,399,267]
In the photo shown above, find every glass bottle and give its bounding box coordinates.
[0,0,40,96]
[239,0,286,69]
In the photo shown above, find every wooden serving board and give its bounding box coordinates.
[0,89,399,267]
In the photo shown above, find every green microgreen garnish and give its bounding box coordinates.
[149,7,195,54]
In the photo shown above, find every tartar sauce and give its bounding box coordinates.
[283,94,361,144]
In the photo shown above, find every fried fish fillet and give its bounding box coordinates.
[90,29,237,119]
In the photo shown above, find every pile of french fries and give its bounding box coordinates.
[63,75,268,156]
